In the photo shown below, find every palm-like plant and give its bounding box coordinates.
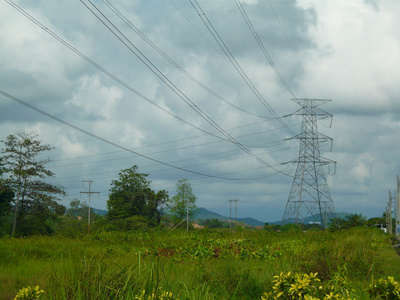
[345,213,367,227]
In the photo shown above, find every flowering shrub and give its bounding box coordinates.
[368,276,400,299]
[261,272,356,300]
[14,286,44,300]
[134,287,178,300]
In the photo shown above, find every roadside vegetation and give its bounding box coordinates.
[1,227,400,299]
[2,132,400,299]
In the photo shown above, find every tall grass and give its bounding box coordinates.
[0,227,398,299]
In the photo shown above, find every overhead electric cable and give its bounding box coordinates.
[6,0,291,177]
[235,0,296,98]
[49,133,291,169]
[50,141,296,186]
[48,133,298,182]
[49,121,299,167]
[0,89,288,180]
[267,0,324,97]
[49,119,299,164]
[102,0,276,120]
[5,0,233,144]
[80,0,291,177]
[189,0,296,137]
[167,0,222,53]
[49,136,294,170]
[64,155,295,198]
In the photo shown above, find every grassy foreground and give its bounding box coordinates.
[1,227,399,299]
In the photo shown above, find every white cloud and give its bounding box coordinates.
[1,0,399,221]
[68,75,123,119]
[299,0,400,113]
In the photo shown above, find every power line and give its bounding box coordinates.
[80,0,291,177]
[0,89,282,181]
[48,128,296,169]
[48,120,298,164]
[189,0,296,137]
[49,143,297,188]
[5,0,292,178]
[235,0,296,98]
[65,162,293,200]
[4,0,234,144]
[7,0,293,178]
[102,0,275,120]
[267,0,324,98]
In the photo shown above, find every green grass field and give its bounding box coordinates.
[1,227,399,299]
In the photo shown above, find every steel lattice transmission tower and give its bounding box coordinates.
[282,99,337,229]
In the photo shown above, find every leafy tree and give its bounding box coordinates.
[0,163,13,219]
[60,199,101,237]
[281,223,303,232]
[143,188,170,225]
[329,217,343,231]
[0,182,13,216]
[1,132,66,236]
[105,215,149,231]
[168,178,197,228]
[106,166,169,228]
[0,179,14,236]
[367,216,385,226]
[107,166,150,221]
[345,213,367,228]
[264,223,282,231]
[66,199,95,222]
[204,218,223,228]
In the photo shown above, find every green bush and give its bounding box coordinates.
[14,286,45,300]
[1,227,399,299]
[261,271,356,300]
[106,215,150,231]
[368,276,400,299]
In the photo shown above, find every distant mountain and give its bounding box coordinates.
[237,217,265,227]
[89,207,265,226]
[90,207,349,227]
[193,207,265,227]
[336,212,351,219]
[193,208,225,220]
[274,212,351,225]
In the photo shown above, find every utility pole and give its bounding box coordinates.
[80,180,100,234]
[229,198,238,228]
[388,191,393,235]
[282,99,338,229]
[229,199,233,228]
[183,184,189,231]
[397,176,400,237]
[235,198,238,226]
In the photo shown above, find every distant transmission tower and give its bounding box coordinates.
[282,99,337,229]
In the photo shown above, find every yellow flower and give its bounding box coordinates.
[14,286,45,300]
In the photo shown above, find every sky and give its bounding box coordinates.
[1,0,399,223]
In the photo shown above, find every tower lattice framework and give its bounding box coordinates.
[282,99,337,228]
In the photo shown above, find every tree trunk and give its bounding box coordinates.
[11,189,20,237]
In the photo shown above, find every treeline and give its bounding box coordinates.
[0,132,198,237]
[264,212,387,232]
[0,132,388,237]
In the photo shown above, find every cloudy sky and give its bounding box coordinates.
[1,0,399,222]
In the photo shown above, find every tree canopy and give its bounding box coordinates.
[168,178,197,228]
[1,132,65,236]
[106,165,169,228]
